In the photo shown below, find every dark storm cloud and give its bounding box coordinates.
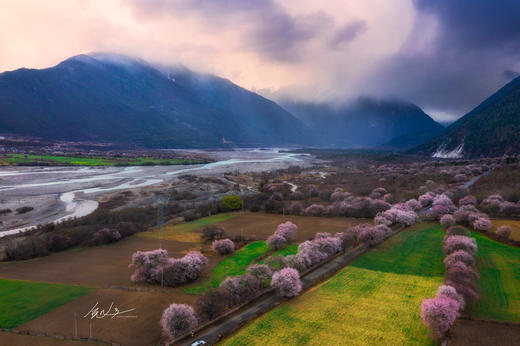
[328,20,367,49]
[364,0,520,119]
[128,0,333,61]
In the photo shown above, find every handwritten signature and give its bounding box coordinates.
[83,302,137,319]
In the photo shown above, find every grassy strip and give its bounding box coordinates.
[222,226,445,345]
[467,231,520,323]
[0,279,94,329]
[184,241,270,294]
[1,153,206,166]
[139,213,237,241]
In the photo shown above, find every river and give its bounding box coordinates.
[0,149,312,237]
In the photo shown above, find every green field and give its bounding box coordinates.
[185,241,270,294]
[184,241,299,294]
[139,213,238,242]
[467,231,520,322]
[222,225,445,345]
[1,153,206,166]
[0,279,94,328]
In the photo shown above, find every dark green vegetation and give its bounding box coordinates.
[413,75,520,158]
[1,153,205,166]
[223,226,445,345]
[0,279,94,328]
[220,195,244,211]
[468,231,520,322]
[0,53,306,148]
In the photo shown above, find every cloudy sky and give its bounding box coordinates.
[1,0,519,122]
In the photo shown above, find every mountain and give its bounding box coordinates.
[282,98,444,148]
[0,53,308,148]
[412,76,520,158]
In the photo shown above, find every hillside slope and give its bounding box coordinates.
[283,98,444,148]
[0,53,308,148]
[412,76,520,158]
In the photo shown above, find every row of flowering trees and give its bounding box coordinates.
[157,196,422,341]
[129,249,208,287]
[421,225,480,340]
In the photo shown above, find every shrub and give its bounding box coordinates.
[297,240,328,268]
[202,226,226,242]
[443,236,478,255]
[129,249,168,283]
[220,195,243,211]
[405,199,421,211]
[313,236,342,256]
[453,205,479,225]
[459,195,477,207]
[420,297,459,339]
[212,239,235,255]
[130,250,208,287]
[472,217,491,231]
[48,233,72,252]
[369,199,392,214]
[446,225,470,237]
[445,261,479,286]
[428,205,451,220]
[275,221,297,242]
[246,264,273,286]
[436,285,465,310]
[194,288,231,322]
[419,193,434,207]
[370,187,388,199]
[289,202,303,215]
[87,228,122,246]
[160,304,198,340]
[358,225,386,246]
[444,250,475,268]
[271,268,302,298]
[304,204,327,216]
[16,206,34,214]
[114,221,142,237]
[499,202,520,216]
[283,254,307,272]
[440,215,455,228]
[445,280,479,302]
[335,232,357,250]
[331,189,346,201]
[267,233,288,250]
[220,274,262,306]
[496,225,512,239]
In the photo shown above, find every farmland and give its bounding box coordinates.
[0,279,93,329]
[466,231,520,323]
[490,219,520,241]
[222,224,445,345]
[0,153,206,166]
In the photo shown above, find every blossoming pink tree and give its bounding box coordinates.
[160,304,197,340]
[271,267,302,298]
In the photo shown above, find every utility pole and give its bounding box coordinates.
[155,193,170,288]
[74,312,77,339]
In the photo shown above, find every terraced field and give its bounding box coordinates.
[0,279,94,328]
[467,231,520,322]
[222,225,445,345]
